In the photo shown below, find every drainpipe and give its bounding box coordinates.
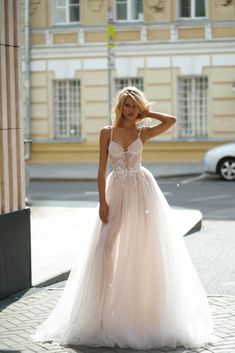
[24,0,31,161]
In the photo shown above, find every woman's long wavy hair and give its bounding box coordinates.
[112,86,150,127]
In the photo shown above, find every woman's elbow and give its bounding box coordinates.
[98,167,107,178]
[170,116,176,125]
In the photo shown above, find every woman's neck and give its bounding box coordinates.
[121,120,137,129]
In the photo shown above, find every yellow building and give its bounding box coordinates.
[25,0,235,162]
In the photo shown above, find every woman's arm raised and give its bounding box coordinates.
[140,110,176,142]
[97,127,110,223]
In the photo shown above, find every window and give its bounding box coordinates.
[53,80,81,139]
[178,76,208,138]
[178,0,206,18]
[115,0,143,21]
[115,77,143,92]
[53,0,80,24]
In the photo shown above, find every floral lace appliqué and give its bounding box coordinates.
[108,138,144,187]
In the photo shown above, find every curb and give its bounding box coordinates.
[184,219,202,236]
[33,271,70,288]
[30,173,202,183]
[30,177,98,182]
[155,172,202,179]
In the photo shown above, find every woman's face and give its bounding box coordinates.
[122,96,139,121]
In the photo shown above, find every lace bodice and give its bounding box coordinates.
[108,129,144,186]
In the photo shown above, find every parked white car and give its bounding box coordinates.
[203,143,235,181]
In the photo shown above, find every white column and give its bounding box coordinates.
[0,0,25,213]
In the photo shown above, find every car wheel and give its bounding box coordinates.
[218,157,235,181]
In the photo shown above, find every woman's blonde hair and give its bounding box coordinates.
[112,86,150,127]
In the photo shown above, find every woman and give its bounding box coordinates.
[33,86,214,350]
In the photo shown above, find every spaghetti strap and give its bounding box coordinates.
[110,126,113,141]
[138,127,142,137]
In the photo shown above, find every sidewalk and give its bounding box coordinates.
[30,201,202,288]
[28,161,204,181]
[0,281,234,353]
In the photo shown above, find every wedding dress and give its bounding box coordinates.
[33,127,214,350]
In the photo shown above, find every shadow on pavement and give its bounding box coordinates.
[0,286,39,312]
[0,351,21,353]
[64,344,181,352]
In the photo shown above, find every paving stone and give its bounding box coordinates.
[0,288,234,353]
[0,343,12,350]
[26,343,50,351]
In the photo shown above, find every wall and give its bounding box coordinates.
[25,0,235,161]
[0,0,31,299]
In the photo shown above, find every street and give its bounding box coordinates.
[29,175,235,220]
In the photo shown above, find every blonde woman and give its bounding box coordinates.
[33,87,214,350]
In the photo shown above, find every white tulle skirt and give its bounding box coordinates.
[33,167,214,350]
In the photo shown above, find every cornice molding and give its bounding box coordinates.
[27,39,235,60]
[29,19,235,33]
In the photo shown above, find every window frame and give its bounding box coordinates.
[115,77,144,93]
[177,0,208,20]
[53,79,81,141]
[52,0,80,25]
[114,0,143,22]
[177,75,208,139]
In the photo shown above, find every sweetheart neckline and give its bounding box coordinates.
[109,136,143,152]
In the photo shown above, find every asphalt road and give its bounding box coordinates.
[29,174,235,220]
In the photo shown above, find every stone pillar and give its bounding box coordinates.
[0,0,31,299]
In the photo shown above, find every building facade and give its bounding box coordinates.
[0,0,31,299]
[25,0,235,162]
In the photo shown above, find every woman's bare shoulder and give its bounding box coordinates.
[99,126,112,140]
[100,125,112,132]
